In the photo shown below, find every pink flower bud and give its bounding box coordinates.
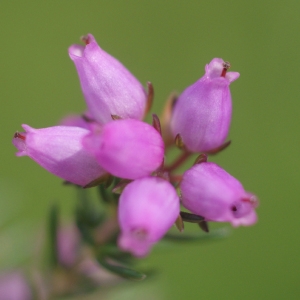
[180,162,258,227]
[83,119,164,180]
[170,58,240,152]
[0,272,32,300]
[12,125,106,186]
[118,177,180,257]
[57,225,80,267]
[69,34,147,124]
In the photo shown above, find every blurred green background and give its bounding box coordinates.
[1,0,299,299]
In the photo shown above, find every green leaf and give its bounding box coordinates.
[97,177,120,204]
[111,179,131,194]
[76,188,106,228]
[152,113,162,135]
[98,182,109,202]
[163,227,231,243]
[48,204,59,266]
[175,214,184,232]
[75,220,95,246]
[97,245,133,264]
[193,153,208,165]
[98,259,146,281]
[206,140,231,155]
[84,173,113,188]
[180,211,205,223]
[175,133,185,149]
[198,220,209,233]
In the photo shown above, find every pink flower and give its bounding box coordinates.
[118,177,180,257]
[0,272,32,300]
[83,119,164,180]
[69,34,147,125]
[180,162,258,227]
[12,125,106,186]
[57,225,80,268]
[170,58,239,152]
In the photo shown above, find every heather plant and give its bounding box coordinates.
[11,34,258,298]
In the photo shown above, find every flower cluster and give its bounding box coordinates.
[13,34,258,259]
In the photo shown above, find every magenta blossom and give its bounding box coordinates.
[0,272,32,300]
[12,125,106,186]
[118,177,180,257]
[83,119,164,180]
[57,225,80,268]
[170,58,239,153]
[69,34,147,124]
[180,162,258,227]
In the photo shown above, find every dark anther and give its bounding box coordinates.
[14,132,26,141]
[81,35,91,45]
[221,61,231,77]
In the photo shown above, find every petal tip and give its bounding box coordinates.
[68,44,85,58]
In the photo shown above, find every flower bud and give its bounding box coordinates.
[0,272,32,300]
[57,225,80,268]
[118,177,180,257]
[69,34,147,124]
[12,125,106,186]
[180,162,258,227]
[170,58,239,152]
[83,119,164,180]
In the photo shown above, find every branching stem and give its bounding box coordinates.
[164,151,191,173]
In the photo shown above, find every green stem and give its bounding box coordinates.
[164,151,191,173]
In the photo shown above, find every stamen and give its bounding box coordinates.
[221,61,231,77]
[242,195,258,207]
[81,35,90,45]
[14,132,26,141]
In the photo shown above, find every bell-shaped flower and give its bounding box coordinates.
[118,177,180,257]
[57,225,80,268]
[69,34,147,124]
[0,272,32,300]
[12,125,106,186]
[180,162,258,227]
[170,58,240,152]
[83,119,164,180]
